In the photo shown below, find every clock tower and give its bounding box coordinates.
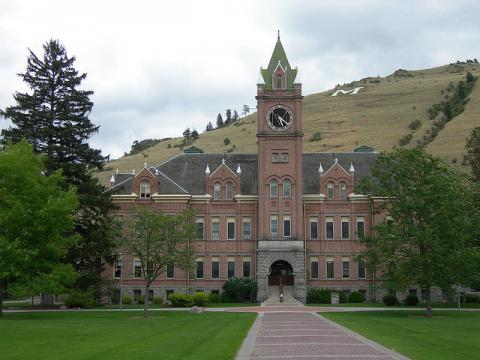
[256,33,306,302]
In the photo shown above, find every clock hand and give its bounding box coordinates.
[278,115,287,126]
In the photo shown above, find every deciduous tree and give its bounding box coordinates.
[0,141,78,316]
[117,207,195,319]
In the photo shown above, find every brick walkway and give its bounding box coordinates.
[236,312,409,360]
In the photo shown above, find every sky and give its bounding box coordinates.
[1,0,479,158]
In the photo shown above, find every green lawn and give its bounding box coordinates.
[322,311,480,360]
[0,311,256,360]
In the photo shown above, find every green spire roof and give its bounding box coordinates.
[261,32,298,89]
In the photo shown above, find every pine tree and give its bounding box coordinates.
[191,130,199,140]
[206,122,213,132]
[225,109,232,125]
[216,113,224,128]
[232,110,239,122]
[1,39,115,294]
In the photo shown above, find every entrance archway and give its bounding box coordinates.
[268,260,294,286]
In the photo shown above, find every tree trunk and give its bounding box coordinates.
[0,280,5,317]
[144,284,149,319]
[426,287,432,317]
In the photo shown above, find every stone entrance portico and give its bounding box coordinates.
[256,243,306,302]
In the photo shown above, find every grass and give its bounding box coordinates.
[97,62,480,185]
[322,310,480,360]
[306,302,480,308]
[0,310,256,360]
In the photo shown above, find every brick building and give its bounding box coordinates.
[104,35,393,304]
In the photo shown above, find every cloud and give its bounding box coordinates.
[1,0,480,158]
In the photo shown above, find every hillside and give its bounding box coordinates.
[97,62,480,185]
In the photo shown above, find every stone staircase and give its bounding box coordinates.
[261,285,303,306]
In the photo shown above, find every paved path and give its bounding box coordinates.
[236,311,409,360]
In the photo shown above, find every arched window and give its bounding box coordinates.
[327,182,334,199]
[339,182,347,200]
[275,74,284,89]
[140,180,151,199]
[213,183,221,200]
[283,180,291,197]
[226,182,234,200]
[270,180,278,198]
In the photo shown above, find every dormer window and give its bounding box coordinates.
[327,182,334,199]
[213,183,221,200]
[275,74,285,89]
[226,182,234,200]
[140,180,151,199]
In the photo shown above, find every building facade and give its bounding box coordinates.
[104,36,397,304]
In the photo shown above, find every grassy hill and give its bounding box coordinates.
[98,62,480,185]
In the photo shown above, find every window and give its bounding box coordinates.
[134,258,142,278]
[409,288,417,296]
[327,182,334,199]
[342,258,350,279]
[243,257,251,277]
[196,218,204,240]
[421,288,427,301]
[242,218,251,240]
[359,289,367,300]
[272,153,280,162]
[226,182,234,200]
[211,257,219,279]
[227,217,235,240]
[270,215,278,237]
[166,289,174,301]
[356,217,365,239]
[211,290,220,295]
[341,217,350,239]
[339,182,347,200]
[211,218,220,240]
[147,261,154,278]
[227,257,235,279]
[283,180,291,197]
[133,289,142,303]
[310,218,318,240]
[166,263,175,279]
[196,258,204,279]
[270,180,278,197]
[326,257,335,279]
[310,257,319,279]
[325,217,334,240]
[275,74,284,89]
[280,153,289,162]
[140,181,151,199]
[213,183,221,200]
[357,259,366,279]
[113,257,122,278]
[283,215,291,237]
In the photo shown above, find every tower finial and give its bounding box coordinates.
[277,29,280,41]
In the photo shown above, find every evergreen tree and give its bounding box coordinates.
[206,122,213,132]
[225,109,232,125]
[182,128,191,140]
[466,127,480,182]
[232,110,239,122]
[0,40,115,294]
[191,130,199,140]
[216,113,224,128]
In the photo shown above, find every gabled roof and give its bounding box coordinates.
[354,145,376,153]
[183,145,204,154]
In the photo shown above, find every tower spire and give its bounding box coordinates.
[277,29,280,41]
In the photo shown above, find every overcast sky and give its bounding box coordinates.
[1,0,479,158]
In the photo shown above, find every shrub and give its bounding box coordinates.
[208,293,221,304]
[339,292,347,303]
[405,294,419,306]
[408,119,421,131]
[168,293,194,307]
[348,291,365,303]
[307,288,331,304]
[383,294,398,306]
[122,295,132,304]
[223,137,230,145]
[192,292,209,307]
[65,291,97,309]
[222,277,258,303]
[464,294,480,303]
[137,295,145,304]
[152,297,164,305]
[398,133,413,146]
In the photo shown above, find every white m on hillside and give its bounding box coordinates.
[331,87,364,96]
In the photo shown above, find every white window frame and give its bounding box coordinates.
[356,217,365,239]
[113,257,122,278]
[140,180,151,199]
[227,217,235,240]
[211,257,220,279]
[196,217,204,240]
[270,180,278,198]
[226,182,234,200]
[211,217,220,240]
[339,182,347,200]
[242,257,251,277]
[283,180,291,197]
[134,258,142,279]
[227,257,235,279]
[325,217,334,240]
[357,259,366,279]
[326,257,335,279]
[341,217,350,240]
[342,257,350,279]
[310,256,319,279]
[327,182,334,199]
[283,215,291,238]
[213,183,221,200]
[270,215,278,237]
[242,218,251,240]
[310,217,318,240]
[196,257,204,279]
[166,263,175,279]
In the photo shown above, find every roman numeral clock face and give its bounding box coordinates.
[266,105,293,131]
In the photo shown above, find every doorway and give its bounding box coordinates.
[268,260,293,286]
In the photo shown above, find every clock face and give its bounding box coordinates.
[266,105,293,131]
